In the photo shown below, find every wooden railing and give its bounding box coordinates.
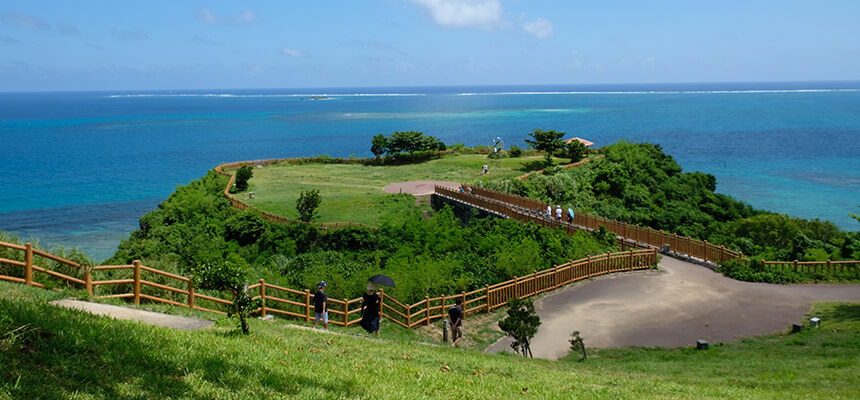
[442,185,743,264]
[214,160,376,230]
[761,259,860,275]
[0,240,657,328]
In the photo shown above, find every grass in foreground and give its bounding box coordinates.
[2,281,858,399]
[243,153,552,226]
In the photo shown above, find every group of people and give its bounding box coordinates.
[311,280,382,337]
[545,204,575,224]
[312,280,466,347]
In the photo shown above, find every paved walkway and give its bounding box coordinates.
[486,257,860,359]
[50,299,215,331]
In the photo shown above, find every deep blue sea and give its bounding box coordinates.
[1,82,859,261]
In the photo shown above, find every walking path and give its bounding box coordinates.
[50,299,215,331]
[485,257,860,359]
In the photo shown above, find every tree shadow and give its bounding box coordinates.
[519,160,548,172]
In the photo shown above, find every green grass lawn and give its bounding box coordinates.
[241,154,553,226]
[2,281,858,399]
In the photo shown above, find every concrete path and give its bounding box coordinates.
[486,257,860,359]
[383,181,460,196]
[50,299,215,331]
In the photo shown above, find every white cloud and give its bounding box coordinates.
[412,0,501,28]
[523,18,553,38]
[199,8,256,25]
[1,35,23,44]
[281,47,308,58]
[58,24,79,35]
[2,12,51,31]
[192,36,223,46]
[109,28,149,40]
[644,56,656,68]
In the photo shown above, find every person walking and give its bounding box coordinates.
[546,204,552,219]
[313,281,328,330]
[448,297,464,347]
[555,205,563,221]
[360,283,381,336]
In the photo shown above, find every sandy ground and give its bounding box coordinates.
[485,257,860,359]
[383,181,460,196]
[50,299,215,331]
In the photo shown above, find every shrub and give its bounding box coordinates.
[234,164,253,192]
[296,189,322,223]
[509,145,524,157]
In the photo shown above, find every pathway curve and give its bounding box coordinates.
[50,299,215,331]
[486,257,860,359]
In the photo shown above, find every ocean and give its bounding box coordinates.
[1,82,859,261]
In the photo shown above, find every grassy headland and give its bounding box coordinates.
[2,281,858,399]
[243,153,550,226]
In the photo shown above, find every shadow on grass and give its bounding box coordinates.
[831,303,860,323]
[519,160,549,172]
[0,299,364,399]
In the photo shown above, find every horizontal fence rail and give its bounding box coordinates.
[439,185,744,264]
[0,240,657,329]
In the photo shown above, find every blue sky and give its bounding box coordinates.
[2,0,859,91]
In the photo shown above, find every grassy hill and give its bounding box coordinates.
[242,153,554,226]
[2,281,858,399]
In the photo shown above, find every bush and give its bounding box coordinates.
[509,145,524,157]
[234,164,253,192]
[296,189,322,223]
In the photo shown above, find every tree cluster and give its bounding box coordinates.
[371,131,446,160]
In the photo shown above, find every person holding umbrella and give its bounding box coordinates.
[360,283,381,336]
[360,274,395,336]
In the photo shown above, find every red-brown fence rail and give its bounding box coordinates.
[440,185,744,264]
[0,240,657,329]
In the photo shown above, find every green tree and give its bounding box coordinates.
[371,133,388,160]
[386,131,443,158]
[851,205,860,224]
[566,139,587,163]
[234,164,254,192]
[191,254,260,335]
[296,189,322,222]
[498,298,541,357]
[525,129,565,166]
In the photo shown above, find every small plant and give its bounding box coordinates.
[191,254,261,335]
[569,331,587,361]
[234,164,254,192]
[296,189,322,222]
[509,145,524,157]
[498,298,541,358]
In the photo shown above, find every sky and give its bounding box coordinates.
[1,0,859,91]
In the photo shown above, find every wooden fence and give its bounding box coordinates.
[0,240,656,328]
[761,259,860,275]
[442,185,744,264]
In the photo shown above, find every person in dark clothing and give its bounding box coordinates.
[313,281,328,330]
[360,284,381,336]
[448,297,464,347]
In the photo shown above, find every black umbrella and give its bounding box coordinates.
[368,274,396,288]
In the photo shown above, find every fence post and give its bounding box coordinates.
[554,265,560,289]
[826,259,831,274]
[629,248,635,270]
[533,270,538,294]
[426,296,431,325]
[760,259,766,271]
[794,260,798,273]
[133,260,141,306]
[485,285,491,313]
[344,299,349,327]
[305,289,311,323]
[720,245,726,262]
[607,251,612,272]
[461,292,467,318]
[24,243,33,286]
[379,289,385,321]
[513,276,519,299]
[187,277,195,309]
[441,294,446,320]
[84,267,93,296]
[259,279,267,317]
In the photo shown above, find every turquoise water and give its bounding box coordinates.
[1,82,859,261]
